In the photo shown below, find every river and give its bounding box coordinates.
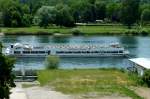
[1,35,150,70]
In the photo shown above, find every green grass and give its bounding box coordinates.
[1,26,71,35]
[37,69,142,99]
[1,25,150,36]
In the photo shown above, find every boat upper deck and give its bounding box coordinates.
[12,43,124,51]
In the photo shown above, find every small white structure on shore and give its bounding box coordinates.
[129,58,150,76]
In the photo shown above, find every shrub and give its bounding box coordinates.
[124,30,139,36]
[140,30,148,36]
[142,69,150,87]
[45,55,60,70]
[71,28,83,36]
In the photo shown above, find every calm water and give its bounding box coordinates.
[1,35,150,70]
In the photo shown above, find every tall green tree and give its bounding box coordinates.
[120,0,140,28]
[106,3,121,22]
[71,0,96,23]
[95,1,106,20]
[141,9,150,25]
[0,12,2,26]
[0,42,15,99]
[140,4,150,12]
[23,0,43,14]
[55,4,75,27]
[88,0,96,22]
[0,0,31,27]
[21,4,32,27]
[70,1,82,23]
[35,6,56,28]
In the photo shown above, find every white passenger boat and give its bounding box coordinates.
[4,43,129,57]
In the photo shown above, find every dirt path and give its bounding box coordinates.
[10,83,27,99]
[25,86,71,99]
[134,87,150,99]
[10,88,27,99]
[24,86,131,99]
[11,82,133,99]
[10,82,71,99]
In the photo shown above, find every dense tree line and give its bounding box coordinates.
[0,0,150,28]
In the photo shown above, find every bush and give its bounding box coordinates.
[124,30,139,36]
[142,69,150,87]
[140,30,149,36]
[45,55,60,70]
[71,28,83,36]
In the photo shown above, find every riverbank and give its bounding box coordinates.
[1,25,150,36]
[37,69,142,99]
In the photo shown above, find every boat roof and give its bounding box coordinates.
[129,58,150,69]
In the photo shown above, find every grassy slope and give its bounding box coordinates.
[37,69,142,99]
[1,26,71,35]
[1,25,150,35]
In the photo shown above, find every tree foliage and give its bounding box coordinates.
[0,0,149,27]
[106,3,121,22]
[45,55,60,70]
[0,0,31,27]
[95,1,106,20]
[141,9,150,24]
[0,42,15,99]
[35,5,75,27]
[142,69,150,87]
[35,6,56,28]
[55,4,75,27]
[120,0,140,28]
[71,0,96,23]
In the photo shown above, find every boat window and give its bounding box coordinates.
[112,51,118,53]
[15,47,22,49]
[87,51,90,53]
[23,51,30,54]
[11,45,13,48]
[38,51,45,53]
[94,51,99,53]
[31,51,39,54]
[119,51,123,53]
[47,51,51,55]
[82,51,86,53]
[56,51,84,54]
[55,50,122,54]
[65,51,73,54]
[14,51,21,54]
[72,51,81,54]
[56,51,64,54]
[103,51,118,53]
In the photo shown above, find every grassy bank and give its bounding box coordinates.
[1,25,150,36]
[37,69,142,99]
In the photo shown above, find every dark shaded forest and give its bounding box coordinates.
[0,0,150,28]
